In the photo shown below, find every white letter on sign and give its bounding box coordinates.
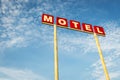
[96,27,103,33]
[85,25,92,31]
[72,22,79,28]
[44,15,52,22]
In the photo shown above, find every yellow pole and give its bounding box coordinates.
[94,33,110,80]
[54,24,59,80]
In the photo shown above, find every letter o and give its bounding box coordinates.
[58,19,66,25]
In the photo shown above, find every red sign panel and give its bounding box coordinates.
[82,23,93,33]
[56,17,68,28]
[94,26,105,36]
[70,20,81,30]
[42,14,54,25]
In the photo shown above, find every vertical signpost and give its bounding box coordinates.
[94,26,110,80]
[54,24,59,80]
[94,33,110,80]
[42,14,59,80]
[42,13,110,80]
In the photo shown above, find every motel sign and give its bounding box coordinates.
[41,13,110,80]
[42,14,105,36]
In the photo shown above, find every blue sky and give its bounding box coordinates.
[0,0,120,80]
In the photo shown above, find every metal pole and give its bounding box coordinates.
[94,33,110,80]
[54,24,59,80]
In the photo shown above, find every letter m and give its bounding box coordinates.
[42,14,54,25]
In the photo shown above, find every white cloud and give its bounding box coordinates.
[2,17,15,24]
[1,0,22,16]
[0,67,48,80]
[56,29,96,55]
[0,78,12,80]
[0,0,57,52]
[6,37,25,48]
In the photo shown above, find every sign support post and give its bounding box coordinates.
[54,24,59,80]
[94,33,110,80]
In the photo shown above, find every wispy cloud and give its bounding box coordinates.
[0,67,48,80]
[0,0,67,53]
[58,32,95,53]
[0,0,51,52]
